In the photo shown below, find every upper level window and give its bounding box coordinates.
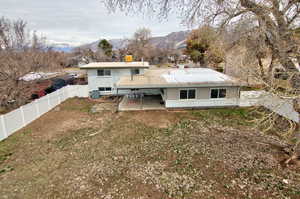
[132,69,140,75]
[180,89,196,100]
[97,69,111,76]
[211,88,226,99]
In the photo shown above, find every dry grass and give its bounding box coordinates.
[0,98,299,199]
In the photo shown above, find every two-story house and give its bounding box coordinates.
[80,62,150,95]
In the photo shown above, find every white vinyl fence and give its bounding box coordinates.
[240,91,299,123]
[0,85,88,141]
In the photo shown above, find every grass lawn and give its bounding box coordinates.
[0,98,299,199]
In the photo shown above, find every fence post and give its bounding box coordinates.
[0,115,7,139]
[62,87,66,102]
[57,89,61,104]
[20,106,26,127]
[35,100,40,117]
[47,94,51,110]
[66,85,70,99]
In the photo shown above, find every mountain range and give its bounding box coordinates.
[52,31,189,52]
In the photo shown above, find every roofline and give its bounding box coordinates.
[80,66,150,69]
[79,61,150,70]
[116,83,241,89]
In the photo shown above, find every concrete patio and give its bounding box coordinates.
[118,95,165,111]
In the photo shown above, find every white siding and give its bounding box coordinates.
[164,87,240,108]
[165,87,240,100]
[165,98,239,108]
[87,68,145,95]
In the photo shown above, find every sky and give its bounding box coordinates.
[0,0,188,46]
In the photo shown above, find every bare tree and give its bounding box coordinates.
[104,0,300,166]
[0,17,64,109]
[133,27,151,47]
[127,27,152,60]
[104,0,300,81]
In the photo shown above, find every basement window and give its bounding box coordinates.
[97,69,111,76]
[132,69,140,75]
[99,87,112,92]
[210,88,226,99]
[180,89,196,100]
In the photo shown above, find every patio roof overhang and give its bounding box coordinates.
[116,68,242,90]
[116,82,241,90]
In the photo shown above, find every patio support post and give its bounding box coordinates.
[116,88,119,112]
[140,92,143,110]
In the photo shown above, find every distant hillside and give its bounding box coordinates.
[50,43,75,53]
[79,31,189,51]
[149,31,188,49]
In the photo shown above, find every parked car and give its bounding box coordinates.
[51,78,67,90]
[44,86,56,94]
[65,75,75,85]
[31,90,46,100]
[29,80,51,100]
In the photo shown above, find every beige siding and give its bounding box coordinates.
[197,88,210,99]
[166,88,178,100]
[226,87,240,98]
[165,87,240,100]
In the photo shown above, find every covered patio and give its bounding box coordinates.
[116,70,168,111]
[118,94,165,111]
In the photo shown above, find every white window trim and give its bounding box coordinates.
[209,88,227,100]
[179,88,197,100]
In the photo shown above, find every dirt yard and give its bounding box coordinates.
[0,98,299,199]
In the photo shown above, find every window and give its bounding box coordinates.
[180,90,188,99]
[99,87,112,92]
[180,89,196,100]
[210,88,226,99]
[132,69,140,75]
[97,69,111,76]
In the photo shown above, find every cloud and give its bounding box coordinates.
[0,0,188,45]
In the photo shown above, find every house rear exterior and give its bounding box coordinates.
[81,62,241,109]
[80,62,149,95]
[116,68,241,108]
[162,87,239,108]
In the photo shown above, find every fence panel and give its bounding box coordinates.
[82,85,89,97]
[260,94,299,123]
[23,102,39,125]
[49,92,60,108]
[0,85,89,141]
[76,85,89,97]
[68,86,77,98]
[3,109,23,136]
[60,87,68,102]
[37,97,50,115]
[0,116,6,140]
[240,91,299,123]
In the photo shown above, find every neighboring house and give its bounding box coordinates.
[116,68,241,108]
[80,62,150,95]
